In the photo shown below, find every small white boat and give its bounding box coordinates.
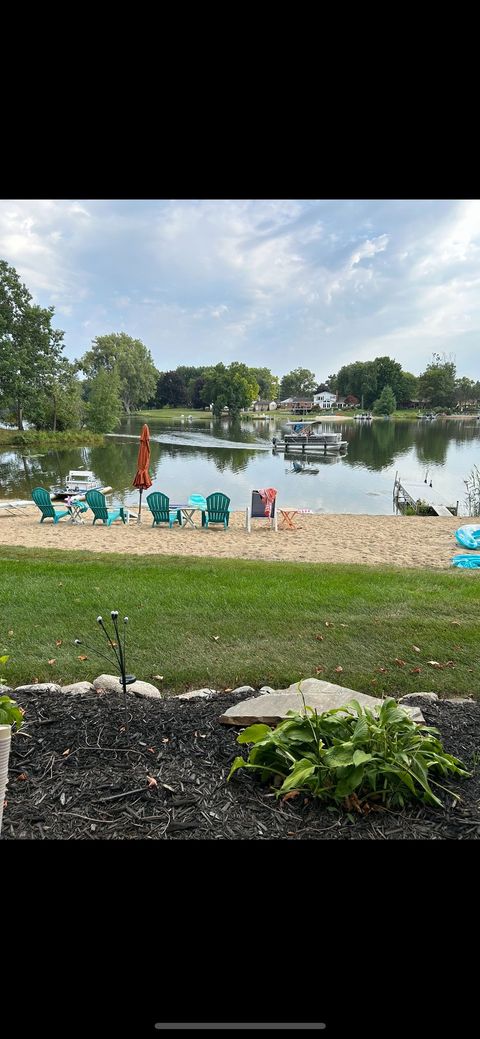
[52,470,102,501]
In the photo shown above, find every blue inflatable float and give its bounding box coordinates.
[452,554,480,568]
[454,524,480,549]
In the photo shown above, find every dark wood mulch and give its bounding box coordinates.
[2,689,479,839]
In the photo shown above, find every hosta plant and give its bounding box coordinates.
[228,697,469,808]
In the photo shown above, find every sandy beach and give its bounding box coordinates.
[0,506,471,569]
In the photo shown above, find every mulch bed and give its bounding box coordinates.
[2,689,480,840]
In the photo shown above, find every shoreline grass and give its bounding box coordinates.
[0,429,104,449]
[1,547,477,697]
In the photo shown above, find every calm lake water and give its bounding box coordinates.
[1,415,479,515]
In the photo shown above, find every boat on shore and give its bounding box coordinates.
[354,413,372,421]
[51,469,102,501]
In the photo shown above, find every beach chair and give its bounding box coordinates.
[245,489,278,532]
[146,491,181,528]
[85,489,126,526]
[32,487,70,524]
[204,492,230,529]
[188,493,207,526]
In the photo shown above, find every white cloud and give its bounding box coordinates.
[1,198,480,378]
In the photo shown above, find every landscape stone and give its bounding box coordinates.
[62,681,95,695]
[13,683,62,696]
[178,688,218,700]
[231,686,256,695]
[220,678,425,725]
[93,674,162,699]
[399,692,439,702]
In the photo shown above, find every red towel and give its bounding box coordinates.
[258,487,277,517]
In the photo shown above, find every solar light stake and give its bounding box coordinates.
[74,612,135,733]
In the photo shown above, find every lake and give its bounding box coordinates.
[1,414,479,515]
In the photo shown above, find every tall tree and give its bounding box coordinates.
[279,368,317,399]
[398,371,418,404]
[155,370,187,407]
[372,384,396,415]
[81,332,158,413]
[201,363,259,417]
[27,360,84,431]
[417,355,456,408]
[455,376,477,408]
[0,259,65,429]
[373,356,405,401]
[250,367,279,401]
[85,369,122,433]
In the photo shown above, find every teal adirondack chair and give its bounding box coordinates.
[32,487,70,524]
[85,489,126,526]
[204,492,231,529]
[146,491,181,528]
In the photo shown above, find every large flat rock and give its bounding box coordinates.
[219,678,424,725]
[93,674,162,699]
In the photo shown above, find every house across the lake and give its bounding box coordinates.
[252,399,277,412]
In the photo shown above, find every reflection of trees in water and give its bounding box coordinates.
[0,447,90,498]
[156,444,255,474]
[414,424,451,465]
[341,421,414,471]
[89,440,140,494]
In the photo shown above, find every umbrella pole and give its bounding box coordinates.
[138,488,143,524]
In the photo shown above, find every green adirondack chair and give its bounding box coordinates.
[146,491,181,528]
[204,492,231,529]
[85,489,126,526]
[32,487,70,524]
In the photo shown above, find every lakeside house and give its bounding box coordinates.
[252,400,277,412]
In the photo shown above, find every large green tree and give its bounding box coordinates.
[155,370,187,407]
[336,361,378,407]
[279,368,317,399]
[27,359,84,431]
[0,259,65,429]
[250,367,279,401]
[81,332,158,413]
[85,369,122,433]
[201,362,259,417]
[417,355,456,409]
[455,376,477,408]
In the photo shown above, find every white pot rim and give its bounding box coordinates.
[0,725,12,741]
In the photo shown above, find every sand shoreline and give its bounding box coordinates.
[0,506,472,569]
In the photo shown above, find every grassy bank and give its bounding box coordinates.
[1,547,478,698]
[137,408,211,421]
[0,429,104,448]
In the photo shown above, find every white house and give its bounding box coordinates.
[314,391,337,409]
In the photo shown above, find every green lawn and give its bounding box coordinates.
[1,548,478,698]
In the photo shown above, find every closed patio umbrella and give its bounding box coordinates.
[132,423,152,523]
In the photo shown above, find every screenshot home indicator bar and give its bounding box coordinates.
[154,1027,326,1031]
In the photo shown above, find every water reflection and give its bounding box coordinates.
[1,416,479,516]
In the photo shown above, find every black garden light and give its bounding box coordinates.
[74,611,135,731]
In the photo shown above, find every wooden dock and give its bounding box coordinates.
[393,473,458,516]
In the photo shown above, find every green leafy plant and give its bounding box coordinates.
[228,697,469,808]
[0,655,23,728]
[0,654,9,687]
[0,695,23,728]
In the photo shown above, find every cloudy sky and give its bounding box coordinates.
[1,198,480,380]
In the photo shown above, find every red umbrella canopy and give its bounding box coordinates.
[133,424,153,489]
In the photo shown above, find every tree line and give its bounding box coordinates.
[1,259,479,433]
